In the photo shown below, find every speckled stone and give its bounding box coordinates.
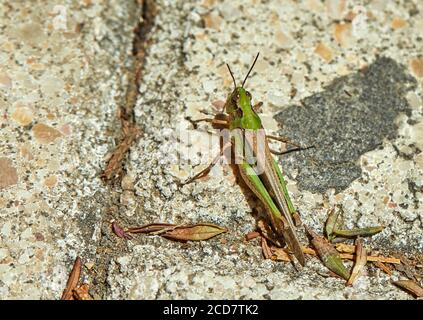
[2,0,422,300]
[0,0,140,299]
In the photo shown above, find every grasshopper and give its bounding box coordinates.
[184,53,306,266]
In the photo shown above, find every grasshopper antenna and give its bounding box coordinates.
[226,63,237,90]
[242,52,260,87]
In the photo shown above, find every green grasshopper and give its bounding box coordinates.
[184,53,306,266]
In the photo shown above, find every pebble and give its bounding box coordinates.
[11,106,34,126]
[0,71,12,88]
[391,17,407,30]
[410,58,423,78]
[326,0,346,20]
[0,158,18,190]
[314,43,334,63]
[43,175,58,188]
[32,123,62,144]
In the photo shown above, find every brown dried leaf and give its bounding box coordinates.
[393,254,418,281]
[302,247,317,255]
[112,221,132,240]
[73,283,93,300]
[270,246,291,262]
[257,219,284,247]
[162,224,227,241]
[393,280,423,298]
[305,226,350,280]
[347,238,367,286]
[61,256,81,300]
[292,212,302,227]
[335,243,356,254]
[127,223,175,234]
[261,237,273,259]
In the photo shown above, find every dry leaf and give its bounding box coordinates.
[347,238,367,286]
[292,212,302,227]
[127,223,175,234]
[325,208,339,241]
[162,224,227,241]
[112,221,132,240]
[302,247,317,255]
[270,246,291,262]
[261,237,273,259]
[333,226,384,238]
[393,280,423,298]
[335,243,356,254]
[305,226,350,280]
[73,283,93,300]
[61,256,81,300]
[257,219,284,247]
[393,254,418,281]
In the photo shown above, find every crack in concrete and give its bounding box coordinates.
[91,0,157,299]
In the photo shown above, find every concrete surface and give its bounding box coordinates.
[0,0,422,299]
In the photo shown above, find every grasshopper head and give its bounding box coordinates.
[225,87,261,130]
[225,53,262,130]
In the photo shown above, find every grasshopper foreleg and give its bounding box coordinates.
[182,142,232,185]
[253,102,263,113]
[267,135,315,155]
[185,116,229,129]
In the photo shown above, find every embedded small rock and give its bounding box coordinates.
[0,158,18,190]
[11,106,34,126]
[32,123,63,144]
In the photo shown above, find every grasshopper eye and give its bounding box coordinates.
[246,91,252,100]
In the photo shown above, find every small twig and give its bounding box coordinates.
[284,246,401,264]
[102,121,140,181]
[245,231,260,241]
[373,261,393,276]
[340,254,400,264]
